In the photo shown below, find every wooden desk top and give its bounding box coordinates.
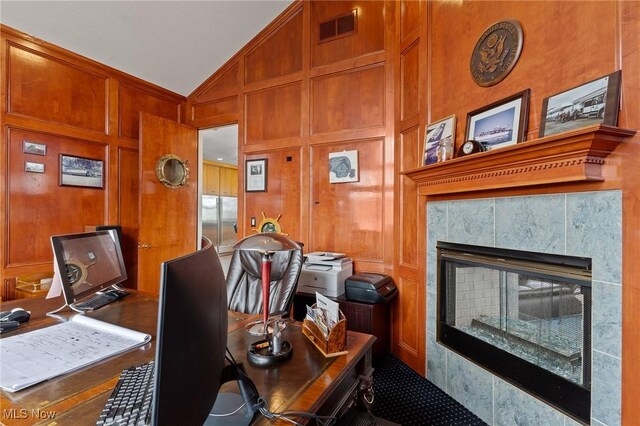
[0,293,374,425]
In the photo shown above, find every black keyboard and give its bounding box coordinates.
[75,289,129,311]
[97,361,155,426]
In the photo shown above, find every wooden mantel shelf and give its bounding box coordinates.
[404,125,636,196]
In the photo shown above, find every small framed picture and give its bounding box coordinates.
[245,159,267,192]
[60,154,104,189]
[23,140,47,156]
[466,89,530,151]
[539,70,621,138]
[25,161,45,173]
[329,150,359,183]
[423,115,456,166]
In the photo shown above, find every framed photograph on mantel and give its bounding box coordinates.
[423,115,456,166]
[539,70,621,138]
[245,159,267,192]
[466,89,530,151]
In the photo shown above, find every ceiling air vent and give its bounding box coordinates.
[318,9,357,43]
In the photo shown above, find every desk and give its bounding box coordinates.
[0,293,374,425]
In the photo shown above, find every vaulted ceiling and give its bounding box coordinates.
[0,0,293,96]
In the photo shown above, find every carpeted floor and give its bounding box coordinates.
[370,355,487,426]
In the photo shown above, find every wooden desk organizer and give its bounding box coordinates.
[302,306,347,357]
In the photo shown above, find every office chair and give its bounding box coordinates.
[226,236,303,317]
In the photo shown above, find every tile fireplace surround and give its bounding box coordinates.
[426,191,621,426]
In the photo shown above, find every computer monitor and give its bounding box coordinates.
[151,237,229,425]
[51,230,127,304]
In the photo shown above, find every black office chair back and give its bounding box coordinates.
[226,243,303,316]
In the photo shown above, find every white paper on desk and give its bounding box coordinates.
[315,292,339,325]
[0,315,151,392]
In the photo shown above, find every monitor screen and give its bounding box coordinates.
[50,230,127,304]
[152,237,228,425]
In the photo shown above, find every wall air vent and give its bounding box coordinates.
[318,9,357,43]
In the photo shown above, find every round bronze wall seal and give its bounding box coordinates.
[470,20,523,87]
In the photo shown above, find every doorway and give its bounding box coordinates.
[198,124,239,272]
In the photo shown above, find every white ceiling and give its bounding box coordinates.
[0,0,293,96]
[201,124,237,164]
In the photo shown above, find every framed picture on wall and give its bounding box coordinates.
[329,150,359,183]
[60,154,104,189]
[23,140,47,156]
[25,161,45,173]
[245,159,267,192]
[423,115,456,166]
[465,89,530,151]
[539,70,621,137]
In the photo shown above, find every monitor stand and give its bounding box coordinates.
[205,363,259,426]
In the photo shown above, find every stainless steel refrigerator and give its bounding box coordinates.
[202,195,237,254]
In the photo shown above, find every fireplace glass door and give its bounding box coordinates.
[437,242,592,422]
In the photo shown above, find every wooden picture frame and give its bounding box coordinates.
[539,70,621,137]
[423,115,456,166]
[466,89,530,151]
[245,159,267,192]
[60,154,104,189]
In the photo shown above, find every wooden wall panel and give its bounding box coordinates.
[397,276,419,355]
[245,82,302,143]
[311,65,385,135]
[400,42,420,122]
[244,148,301,240]
[399,127,419,267]
[310,139,385,263]
[245,8,303,84]
[430,1,618,150]
[7,128,107,266]
[400,0,421,43]
[191,62,239,103]
[117,147,139,289]
[311,1,385,67]
[118,83,181,139]
[192,96,238,124]
[620,2,640,423]
[8,44,108,133]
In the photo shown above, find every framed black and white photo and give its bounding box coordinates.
[245,159,267,192]
[25,161,45,174]
[329,150,359,183]
[539,70,621,137]
[466,89,530,151]
[423,115,456,166]
[60,154,104,189]
[23,140,47,156]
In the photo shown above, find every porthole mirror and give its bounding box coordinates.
[156,154,189,188]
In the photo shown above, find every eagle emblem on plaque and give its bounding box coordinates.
[471,20,523,87]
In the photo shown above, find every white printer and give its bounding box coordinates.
[297,252,353,298]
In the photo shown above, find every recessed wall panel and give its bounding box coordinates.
[7,129,107,266]
[245,8,303,84]
[119,83,181,140]
[310,138,384,262]
[245,82,302,143]
[311,65,385,135]
[311,1,385,67]
[401,42,420,121]
[8,44,108,133]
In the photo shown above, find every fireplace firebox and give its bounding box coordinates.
[437,242,592,423]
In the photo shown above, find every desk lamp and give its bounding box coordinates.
[233,233,301,366]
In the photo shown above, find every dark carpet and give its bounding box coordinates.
[370,355,487,426]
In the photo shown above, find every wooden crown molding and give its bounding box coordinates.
[405,125,636,196]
